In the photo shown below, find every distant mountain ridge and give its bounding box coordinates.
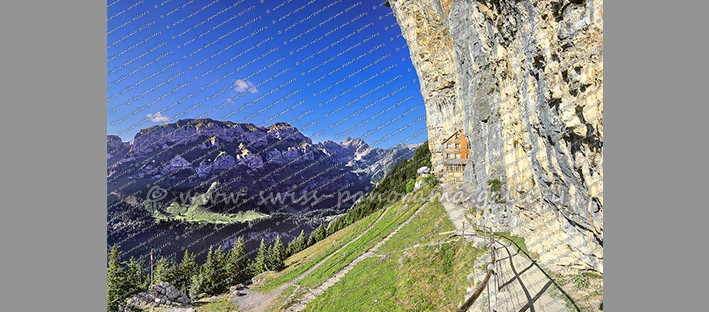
[108,119,419,197]
[107,118,420,262]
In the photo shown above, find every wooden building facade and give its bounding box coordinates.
[442,131,471,177]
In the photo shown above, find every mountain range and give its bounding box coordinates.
[107,118,420,262]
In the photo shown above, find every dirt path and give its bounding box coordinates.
[284,192,431,311]
[231,196,398,312]
[441,200,486,246]
[440,198,568,311]
[490,240,567,312]
[230,288,268,311]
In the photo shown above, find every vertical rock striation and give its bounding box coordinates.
[389,0,603,274]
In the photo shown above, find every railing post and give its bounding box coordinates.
[495,259,499,292]
[488,232,493,311]
[488,231,496,312]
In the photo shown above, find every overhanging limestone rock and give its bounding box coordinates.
[388,0,603,274]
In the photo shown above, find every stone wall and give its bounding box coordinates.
[388,0,603,274]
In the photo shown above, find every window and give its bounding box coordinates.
[446,143,451,149]
[446,153,451,159]
[450,164,465,172]
[455,153,460,159]
[455,143,460,149]
[456,134,460,139]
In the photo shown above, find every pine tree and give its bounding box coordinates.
[125,256,148,297]
[251,239,269,275]
[175,250,198,293]
[311,224,326,243]
[295,230,307,253]
[202,245,214,274]
[190,273,208,301]
[201,245,220,295]
[307,229,318,247]
[271,236,286,271]
[285,239,295,258]
[210,245,227,294]
[266,243,276,271]
[153,256,174,284]
[107,244,128,312]
[326,220,337,237]
[225,237,251,286]
[286,231,304,258]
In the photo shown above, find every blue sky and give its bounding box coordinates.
[107,0,428,149]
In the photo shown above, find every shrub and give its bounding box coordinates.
[572,273,590,289]
[424,175,437,187]
[486,179,503,192]
[406,179,416,193]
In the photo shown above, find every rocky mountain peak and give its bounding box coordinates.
[340,137,369,156]
[107,134,124,150]
[107,134,131,164]
[266,122,295,130]
[266,122,311,144]
[125,118,271,159]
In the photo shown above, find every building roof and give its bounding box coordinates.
[443,159,471,165]
[442,131,464,144]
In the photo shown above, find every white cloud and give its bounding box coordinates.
[234,79,258,93]
[147,112,169,123]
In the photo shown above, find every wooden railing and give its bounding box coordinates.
[456,227,495,312]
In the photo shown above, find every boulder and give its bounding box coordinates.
[123,281,191,311]
[229,284,245,296]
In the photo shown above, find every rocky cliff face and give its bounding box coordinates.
[388,0,603,274]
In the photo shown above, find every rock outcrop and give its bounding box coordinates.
[388,0,603,274]
[121,281,191,311]
[107,134,130,166]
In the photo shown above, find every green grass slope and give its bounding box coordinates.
[297,184,436,288]
[255,185,488,312]
[300,190,488,311]
[252,205,385,294]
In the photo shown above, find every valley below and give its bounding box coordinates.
[108,119,421,263]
